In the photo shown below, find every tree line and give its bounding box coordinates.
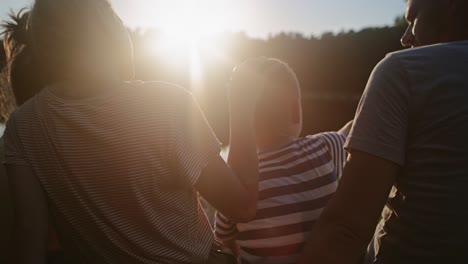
[0,18,407,143]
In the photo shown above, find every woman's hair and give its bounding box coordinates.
[2,9,44,106]
[0,70,16,123]
[28,0,134,82]
[3,9,30,64]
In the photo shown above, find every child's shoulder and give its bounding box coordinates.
[305,132,346,145]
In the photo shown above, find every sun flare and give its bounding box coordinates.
[145,0,230,91]
[156,0,229,40]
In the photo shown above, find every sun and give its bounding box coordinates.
[145,0,229,91]
[156,0,229,41]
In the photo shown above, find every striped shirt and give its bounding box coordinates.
[4,81,221,264]
[215,133,346,264]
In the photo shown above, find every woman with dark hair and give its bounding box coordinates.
[3,1,259,263]
[0,73,14,264]
[0,44,15,264]
[1,9,63,263]
[2,9,45,105]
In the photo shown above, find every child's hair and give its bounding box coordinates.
[259,58,301,99]
[2,9,44,106]
[28,0,134,82]
[252,58,302,135]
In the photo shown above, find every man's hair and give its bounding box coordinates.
[2,9,44,106]
[29,0,134,82]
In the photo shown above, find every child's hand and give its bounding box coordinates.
[228,58,266,115]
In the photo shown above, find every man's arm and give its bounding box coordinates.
[297,150,398,264]
[298,53,409,264]
[7,164,49,264]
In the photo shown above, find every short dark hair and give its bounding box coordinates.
[29,0,134,82]
[2,9,45,106]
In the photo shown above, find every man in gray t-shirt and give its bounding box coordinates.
[299,1,468,264]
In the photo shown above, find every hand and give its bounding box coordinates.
[228,58,267,114]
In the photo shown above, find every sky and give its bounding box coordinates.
[0,0,406,38]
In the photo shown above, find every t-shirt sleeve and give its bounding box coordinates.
[214,211,238,242]
[344,54,410,166]
[173,92,222,186]
[317,132,347,179]
[3,114,28,166]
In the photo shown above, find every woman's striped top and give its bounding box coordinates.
[4,81,221,264]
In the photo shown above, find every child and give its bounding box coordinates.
[215,58,350,264]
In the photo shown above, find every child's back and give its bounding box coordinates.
[216,132,346,264]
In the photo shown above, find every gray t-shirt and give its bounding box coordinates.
[345,41,468,263]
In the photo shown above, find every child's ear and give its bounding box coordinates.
[119,31,135,80]
[290,98,301,124]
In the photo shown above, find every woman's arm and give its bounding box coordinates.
[195,61,261,223]
[7,164,49,264]
[195,107,258,223]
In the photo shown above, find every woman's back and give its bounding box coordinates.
[4,81,221,263]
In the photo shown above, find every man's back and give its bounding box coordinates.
[347,41,468,262]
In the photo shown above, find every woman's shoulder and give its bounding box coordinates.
[7,95,39,123]
[125,81,194,100]
[121,81,197,115]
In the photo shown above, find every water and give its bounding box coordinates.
[0,123,5,138]
[220,146,229,161]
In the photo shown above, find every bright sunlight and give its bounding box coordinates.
[145,0,230,92]
[156,0,228,42]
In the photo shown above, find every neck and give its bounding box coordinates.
[256,134,297,153]
[448,32,468,42]
[446,19,468,43]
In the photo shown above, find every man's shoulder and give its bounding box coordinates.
[386,41,468,62]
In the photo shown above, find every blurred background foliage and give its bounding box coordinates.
[0,18,407,143]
